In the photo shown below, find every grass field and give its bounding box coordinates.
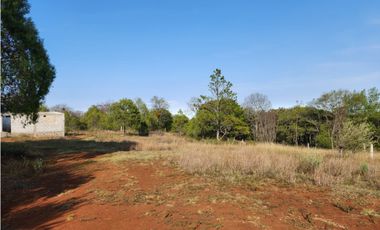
[2,131,380,229]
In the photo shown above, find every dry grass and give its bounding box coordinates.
[177,142,380,189]
[81,131,187,151]
[3,131,379,190]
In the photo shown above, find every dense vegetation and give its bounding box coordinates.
[44,69,379,152]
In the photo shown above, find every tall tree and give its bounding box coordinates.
[151,96,169,110]
[311,90,350,149]
[150,108,173,132]
[193,69,237,140]
[243,93,272,140]
[1,0,55,122]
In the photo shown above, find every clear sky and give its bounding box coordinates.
[29,0,380,114]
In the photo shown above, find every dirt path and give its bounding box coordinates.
[2,151,380,229]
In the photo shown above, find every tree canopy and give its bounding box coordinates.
[1,0,55,122]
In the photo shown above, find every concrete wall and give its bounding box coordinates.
[9,112,65,137]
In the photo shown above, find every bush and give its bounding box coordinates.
[297,155,322,174]
[337,120,373,152]
[316,125,331,149]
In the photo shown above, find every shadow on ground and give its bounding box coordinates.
[1,137,138,229]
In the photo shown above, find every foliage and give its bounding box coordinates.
[189,99,249,140]
[150,108,173,131]
[191,69,238,140]
[109,99,141,134]
[172,111,189,135]
[315,124,332,149]
[138,121,149,136]
[82,106,107,130]
[1,0,55,123]
[337,120,373,152]
[276,106,326,146]
[135,98,150,122]
[64,110,87,132]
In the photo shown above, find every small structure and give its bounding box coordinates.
[1,112,65,137]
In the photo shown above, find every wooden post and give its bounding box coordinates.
[370,143,374,159]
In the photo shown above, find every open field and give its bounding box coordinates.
[2,131,380,229]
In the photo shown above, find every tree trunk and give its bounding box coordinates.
[216,129,220,141]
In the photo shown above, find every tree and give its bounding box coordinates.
[276,106,326,146]
[135,98,150,122]
[190,99,249,140]
[150,108,173,131]
[172,110,189,135]
[1,0,55,122]
[243,93,272,141]
[311,90,350,149]
[337,120,373,153]
[82,106,107,130]
[151,96,169,110]
[192,69,237,140]
[109,99,141,135]
[243,93,272,113]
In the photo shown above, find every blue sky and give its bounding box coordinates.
[29,0,380,114]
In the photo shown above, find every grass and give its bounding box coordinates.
[3,131,379,192]
[178,142,380,189]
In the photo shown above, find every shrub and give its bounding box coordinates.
[337,120,373,152]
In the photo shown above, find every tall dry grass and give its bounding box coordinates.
[5,131,379,189]
[177,142,380,188]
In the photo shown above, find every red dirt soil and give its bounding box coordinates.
[2,151,380,229]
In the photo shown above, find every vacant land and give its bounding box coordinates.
[2,132,380,229]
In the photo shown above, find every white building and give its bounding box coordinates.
[1,112,65,137]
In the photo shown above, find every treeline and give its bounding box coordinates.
[44,69,380,151]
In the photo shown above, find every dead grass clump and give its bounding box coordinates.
[313,157,355,186]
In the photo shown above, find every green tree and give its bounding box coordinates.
[172,110,189,135]
[150,108,173,131]
[276,106,327,146]
[190,99,249,140]
[82,106,107,130]
[312,90,350,149]
[1,0,55,122]
[191,69,237,140]
[109,99,141,135]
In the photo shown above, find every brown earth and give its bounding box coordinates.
[2,136,380,229]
